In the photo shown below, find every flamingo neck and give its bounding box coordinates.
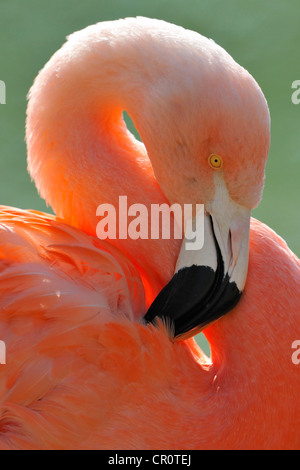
[26,26,181,296]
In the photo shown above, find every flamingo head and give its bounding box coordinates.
[140,20,271,339]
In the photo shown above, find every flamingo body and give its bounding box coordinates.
[0,209,299,449]
[0,17,299,449]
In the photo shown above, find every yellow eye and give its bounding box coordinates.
[209,154,223,169]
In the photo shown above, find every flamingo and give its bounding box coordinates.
[0,17,299,450]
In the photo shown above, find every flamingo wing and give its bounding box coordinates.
[0,206,146,449]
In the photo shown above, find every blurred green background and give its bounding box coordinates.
[1,0,299,256]
[0,0,300,256]
[0,1,299,356]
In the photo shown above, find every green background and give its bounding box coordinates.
[0,1,299,353]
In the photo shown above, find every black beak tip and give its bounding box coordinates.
[144,264,242,339]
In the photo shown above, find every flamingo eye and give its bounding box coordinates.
[209,154,223,169]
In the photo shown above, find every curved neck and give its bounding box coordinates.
[26,28,181,296]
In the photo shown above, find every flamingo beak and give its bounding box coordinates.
[145,182,251,340]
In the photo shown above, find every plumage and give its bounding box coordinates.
[0,17,299,449]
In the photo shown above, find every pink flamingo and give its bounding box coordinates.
[0,17,299,450]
